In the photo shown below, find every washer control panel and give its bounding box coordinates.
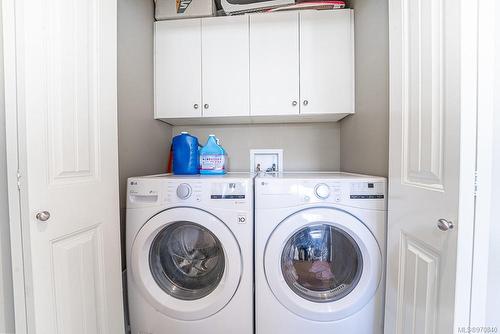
[127,177,252,211]
[167,182,203,203]
[176,183,192,199]
[211,182,247,200]
[314,183,331,199]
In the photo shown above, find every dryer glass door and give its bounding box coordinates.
[264,207,382,321]
[149,221,225,301]
[281,224,363,303]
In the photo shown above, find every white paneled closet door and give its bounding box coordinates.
[385,0,478,333]
[2,0,125,333]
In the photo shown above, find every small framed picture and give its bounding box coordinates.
[250,149,284,173]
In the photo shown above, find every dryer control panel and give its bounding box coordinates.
[256,174,386,210]
[349,182,385,199]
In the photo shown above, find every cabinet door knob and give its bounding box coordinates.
[193,104,199,109]
[292,101,298,106]
[204,104,209,109]
[36,211,51,222]
[303,100,309,106]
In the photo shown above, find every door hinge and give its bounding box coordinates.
[474,170,478,196]
[17,170,21,190]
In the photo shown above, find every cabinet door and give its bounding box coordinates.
[250,12,300,116]
[299,10,354,115]
[155,19,202,119]
[202,16,249,117]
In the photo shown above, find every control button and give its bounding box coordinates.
[304,195,311,202]
[315,183,330,199]
[237,215,247,224]
[176,183,192,200]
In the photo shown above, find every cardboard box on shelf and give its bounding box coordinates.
[155,0,216,21]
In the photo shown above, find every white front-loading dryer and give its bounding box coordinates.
[255,172,387,334]
[126,174,253,334]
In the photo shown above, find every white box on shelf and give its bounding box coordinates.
[250,149,284,173]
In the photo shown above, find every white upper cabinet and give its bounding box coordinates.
[300,10,354,115]
[155,19,202,119]
[154,9,354,125]
[250,12,300,116]
[202,16,250,117]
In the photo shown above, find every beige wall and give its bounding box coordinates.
[0,3,16,333]
[173,123,341,172]
[118,0,172,210]
[340,0,389,177]
[173,0,389,175]
[118,0,172,269]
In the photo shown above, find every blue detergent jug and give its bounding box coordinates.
[200,135,226,175]
[172,132,199,175]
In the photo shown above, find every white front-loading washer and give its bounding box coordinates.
[126,174,253,334]
[255,172,387,334]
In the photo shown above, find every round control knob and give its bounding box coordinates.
[315,183,330,199]
[176,183,192,200]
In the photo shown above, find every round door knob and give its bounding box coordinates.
[36,211,51,222]
[303,100,309,106]
[176,183,192,200]
[292,101,298,106]
[315,183,330,199]
[204,104,209,109]
[193,104,199,109]
[437,218,454,231]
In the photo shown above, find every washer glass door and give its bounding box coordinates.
[150,222,225,301]
[281,224,363,303]
[131,207,242,321]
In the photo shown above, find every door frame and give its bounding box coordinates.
[2,0,30,333]
[452,0,481,330]
[469,0,498,327]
